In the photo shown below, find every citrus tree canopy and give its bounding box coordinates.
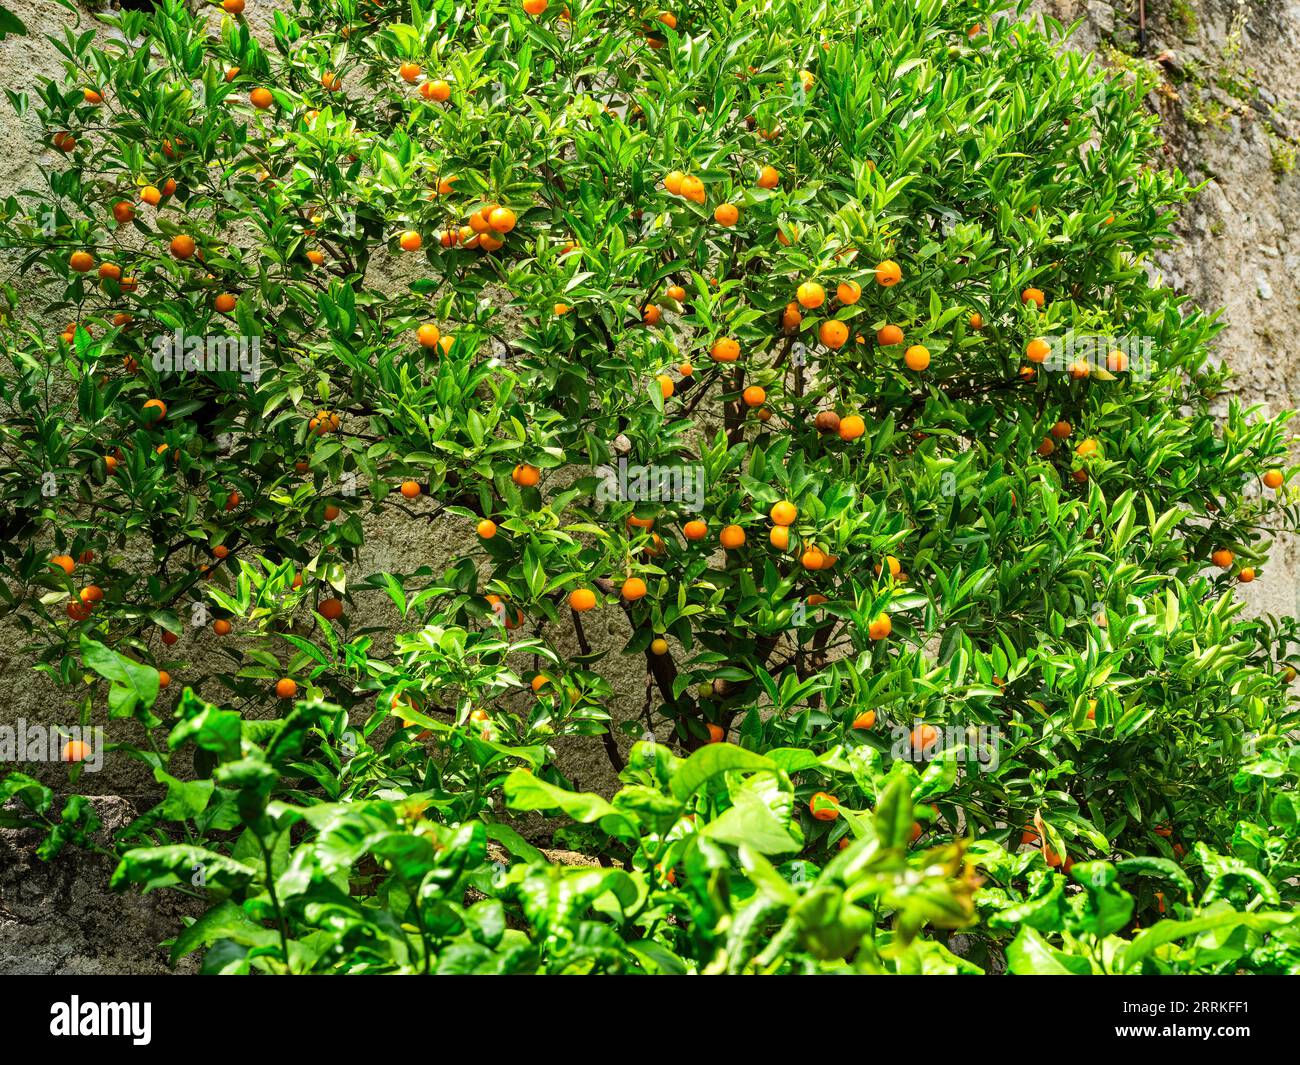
[1,0,1298,974]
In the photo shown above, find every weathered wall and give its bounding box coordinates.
[1,0,1297,972]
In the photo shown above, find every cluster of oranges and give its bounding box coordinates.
[424,201,517,252]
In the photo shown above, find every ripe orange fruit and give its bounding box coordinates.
[769,526,790,550]
[796,281,825,309]
[399,61,421,83]
[664,170,685,195]
[1074,438,1099,458]
[1025,338,1050,363]
[621,576,648,601]
[781,302,802,331]
[836,280,861,305]
[852,710,876,730]
[650,637,669,655]
[399,230,422,252]
[158,670,171,689]
[710,337,740,363]
[522,0,548,15]
[683,519,707,541]
[69,250,95,273]
[910,723,939,753]
[1106,349,1128,372]
[306,249,325,265]
[512,463,540,487]
[1068,358,1090,380]
[969,312,984,330]
[212,545,230,561]
[809,792,838,822]
[874,555,901,578]
[400,480,421,499]
[1051,420,1072,439]
[222,0,244,12]
[214,292,237,313]
[1239,568,1256,583]
[642,303,662,325]
[417,322,441,348]
[250,87,273,109]
[819,320,849,349]
[50,554,76,576]
[275,678,298,699]
[868,613,891,640]
[679,175,705,203]
[903,344,930,371]
[720,524,746,549]
[757,165,779,189]
[112,201,135,224]
[770,500,797,526]
[874,260,902,287]
[212,619,232,635]
[161,629,178,646]
[666,284,687,303]
[1036,437,1055,457]
[838,414,865,441]
[706,723,725,744]
[224,491,241,511]
[61,739,92,763]
[321,71,342,91]
[488,206,517,233]
[569,588,597,612]
[323,504,340,521]
[742,385,765,407]
[140,184,162,206]
[800,546,825,570]
[143,398,167,420]
[169,234,195,259]
[422,79,452,102]
[476,518,497,539]
[1022,287,1045,308]
[657,374,674,399]
[1263,469,1284,489]
[714,203,739,226]
[319,598,344,620]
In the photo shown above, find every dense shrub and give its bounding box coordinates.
[1,0,1298,973]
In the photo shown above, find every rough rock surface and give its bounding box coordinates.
[0,0,1297,972]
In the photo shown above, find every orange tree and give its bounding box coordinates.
[2,0,1300,973]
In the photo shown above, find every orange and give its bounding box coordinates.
[714,203,739,226]
[706,723,725,744]
[69,251,94,273]
[621,576,648,601]
[399,230,422,252]
[800,546,825,570]
[683,519,707,541]
[874,260,901,287]
[83,87,104,104]
[874,555,901,578]
[719,524,746,549]
[476,518,497,539]
[61,739,92,763]
[158,670,171,689]
[400,480,421,499]
[66,600,92,621]
[568,588,597,612]
[169,234,196,259]
[710,337,740,363]
[769,526,790,550]
[140,184,162,206]
[323,504,340,521]
[910,723,939,752]
[756,165,779,189]
[212,619,232,635]
[1036,437,1055,457]
[321,71,342,92]
[306,249,324,265]
[161,630,178,646]
[903,344,930,371]
[1022,287,1045,308]
[658,12,676,29]
[781,302,802,331]
[522,0,547,15]
[1074,438,1099,458]
[868,613,891,640]
[275,678,298,699]
[969,312,984,330]
[819,320,849,349]
[656,373,674,399]
[222,0,244,12]
[1106,349,1128,372]
[50,554,76,576]
[250,87,273,109]
[664,170,685,195]
[417,322,441,347]
[512,463,540,487]
[399,62,421,83]
[852,710,876,730]
[642,303,662,325]
[1263,469,1284,489]
[678,362,693,376]
[1068,358,1090,380]
[679,175,705,203]
[422,79,451,102]
[319,598,344,620]
[224,491,241,511]
[666,284,687,302]
[112,201,135,224]
[213,292,237,313]
[836,280,861,305]
[742,385,765,407]
[796,281,825,309]
[770,500,797,526]
[650,637,669,655]
[809,792,838,822]
[1025,338,1050,363]
[161,178,177,197]
[488,207,517,233]
[1051,420,1072,439]
[143,398,167,420]
[1239,568,1256,583]
[834,415,863,442]
[212,545,230,560]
